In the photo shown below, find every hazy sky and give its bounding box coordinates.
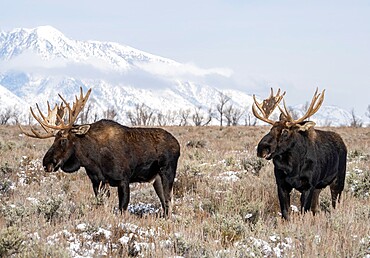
[2,0,370,115]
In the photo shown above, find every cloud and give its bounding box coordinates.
[136,60,233,79]
[0,50,237,91]
[0,50,113,78]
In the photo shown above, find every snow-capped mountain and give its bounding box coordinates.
[0,26,361,126]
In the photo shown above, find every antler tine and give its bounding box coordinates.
[293,88,325,123]
[31,102,69,130]
[19,104,57,139]
[252,88,286,125]
[278,99,294,122]
[18,124,55,139]
[59,87,91,126]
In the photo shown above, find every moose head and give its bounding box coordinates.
[252,88,325,161]
[19,87,92,173]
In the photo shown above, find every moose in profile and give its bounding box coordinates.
[20,87,180,217]
[252,88,347,220]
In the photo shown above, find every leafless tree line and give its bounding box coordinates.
[3,98,370,127]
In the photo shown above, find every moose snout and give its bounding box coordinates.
[257,142,272,160]
[43,156,61,172]
[44,163,54,172]
[43,161,60,172]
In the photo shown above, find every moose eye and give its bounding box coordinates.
[281,129,289,140]
[60,138,67,147]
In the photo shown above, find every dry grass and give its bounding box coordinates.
[0,125,369,257]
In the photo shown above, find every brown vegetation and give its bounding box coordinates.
[0,125,369,257]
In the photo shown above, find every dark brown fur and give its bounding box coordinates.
[43,119,180,217]
[257,119,347,220]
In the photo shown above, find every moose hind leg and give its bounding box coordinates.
[329,178,341,209]
[153,175,166,214]
[159,163,176,218]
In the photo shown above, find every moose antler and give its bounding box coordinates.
[279,88,325,124]
[252,88,286,125]
[19,87,92,138]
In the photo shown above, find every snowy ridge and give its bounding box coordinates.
[0,26,363,126]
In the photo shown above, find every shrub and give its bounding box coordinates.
[37,196,63,222]
[0,203,32,227]
[173,164,202,197]
[347,169,370,199]
[241,157,266,175]
[0,226,25,257]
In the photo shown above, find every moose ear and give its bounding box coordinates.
[297,121,316,132]
[279,112,288,121]
[71,125,91,135]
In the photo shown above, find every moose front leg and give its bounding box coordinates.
[118,180,130,213]
[92,180,100,197]
[277,185,291,220]
[311,189,322,215]
[300,187,315,214]
[85,169,109,198]
[275,168,292,220]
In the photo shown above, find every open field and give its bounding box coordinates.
[0,125,369,257]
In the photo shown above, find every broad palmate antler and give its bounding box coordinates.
[252,88,325,125]
[19,87,92,138]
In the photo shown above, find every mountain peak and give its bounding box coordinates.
[31,25,66,39]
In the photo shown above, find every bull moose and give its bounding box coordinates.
[252,88,347,220]
[19,87,180,217]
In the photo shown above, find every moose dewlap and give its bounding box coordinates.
[20,87,180,217]
[252,88,347,220]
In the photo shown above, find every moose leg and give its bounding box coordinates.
[277,186,291,220]
[159,164,176,218]
[311,189,322,215]
[300,187,315,214]
[118,181,130,213]
[153,175,166,215]
[92,180,100,197]
[329,178,341,209]
[91,180,111,199]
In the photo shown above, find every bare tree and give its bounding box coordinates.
[156,112,166,126]
[224,105,243,126]
[0,107,20,125]
[321,118,332,127]
[79,102,93,124]
[179,109,191,126]
[216,92,230,126]
[366,105,370,119]
[156,110,178,126]
[244,113,257,126]
[12,109,21,125]
[126,111,137,126]
[287,106,300,120]
[126,103,155,126]
[0,107,12,125]
[192,106,212,126]
[350,108,363,127]
[162,110,178,126]
[103,107,118,121]
[244,105,257,126]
